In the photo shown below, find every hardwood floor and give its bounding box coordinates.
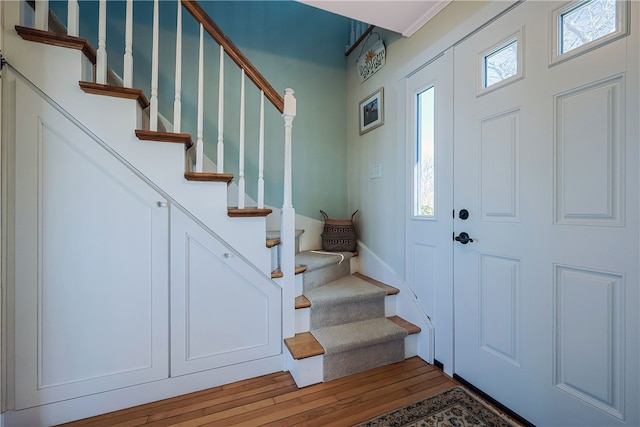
[60,357,458,427]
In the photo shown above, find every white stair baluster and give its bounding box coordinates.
[173,1,183,133]
[149,0,159,131]
[257,91,265,209]
[35,0,48,31]
[237,70,246,209]
[217,45,225,173]
[195,24,204,172]
[281,88,297,339]
[96,0,107,84]
[67,0,79,37]
[123,0,133,88]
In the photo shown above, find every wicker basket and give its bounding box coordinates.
[320,210,358,252]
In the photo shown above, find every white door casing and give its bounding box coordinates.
[0,0,4,416]
[404,50,454,375]
[453,1,638,425]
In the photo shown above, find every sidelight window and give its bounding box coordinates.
[414,86,435,217]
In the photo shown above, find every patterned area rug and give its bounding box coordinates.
[355,386,521,427]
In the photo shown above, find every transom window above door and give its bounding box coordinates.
[551,0,628,65]
[477,28,524,96]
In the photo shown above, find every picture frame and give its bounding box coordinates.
[359,87,384,135]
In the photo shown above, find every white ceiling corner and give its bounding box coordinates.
[297,1,452,38]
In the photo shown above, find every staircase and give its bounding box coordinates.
[3,1,424,423]
[285,250,421,387]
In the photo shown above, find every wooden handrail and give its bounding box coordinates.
[345,25,375,57]
[181,0,284,114]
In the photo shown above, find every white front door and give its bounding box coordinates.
[405,50,454,373]
[453,1,638,425]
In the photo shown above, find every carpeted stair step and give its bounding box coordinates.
[305,274,387,328]
[295,250,356,292]
[284,315,420,360]
[312,318,409,381]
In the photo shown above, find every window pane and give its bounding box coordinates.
[561,0,616,54]
[415,87,435,217]
[485,40,518,88]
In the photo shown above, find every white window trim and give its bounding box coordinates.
[477,27,525,97]
[550,0,629,66]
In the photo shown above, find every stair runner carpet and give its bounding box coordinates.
[296,251,408,381]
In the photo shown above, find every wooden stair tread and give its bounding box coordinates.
[15,25,96,64]
[295,295,311,309]
[79,81,149,109]
[284,332,324,360]
[266,238,281,248]
[184,172,234,183]
[271,265,306,279]
[135,129,193,149]
[227,207,272,217]
[353,272,399,295]
[387,315,421,335]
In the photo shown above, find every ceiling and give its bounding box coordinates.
[297,1,452,38]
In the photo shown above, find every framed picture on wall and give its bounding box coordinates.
[359,87,384,135]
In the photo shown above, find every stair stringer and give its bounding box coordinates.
[4,28,272,273]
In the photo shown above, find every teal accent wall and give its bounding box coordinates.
[51,1,351,219]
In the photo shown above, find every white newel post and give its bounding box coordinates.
[217,45,225,173]
[96,0,107,84]
[237,70,246,209]
[281,88,296,339]
[149,0,159,131]
[67,0,79,37]
[257,91,265,209]
[123,0,133,87]
[195,24,204,172]
[35,0,48,31]
[173,1,183,133]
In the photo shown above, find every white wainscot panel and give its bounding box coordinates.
[480,109,520,221]
[554,76,624,226]
[412,243,435,319]
[185,236,270,358]
[16,113,169,409]
[479,254,520,366]
[554,265,623,419]
[171,209,281,376]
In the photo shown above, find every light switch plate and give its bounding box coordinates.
[369,163,382,179]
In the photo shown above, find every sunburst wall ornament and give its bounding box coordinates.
[357,39,386,83]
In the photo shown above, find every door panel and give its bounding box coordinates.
[405,51,454,374]
[453,1,638,425]
[170,208,282,377]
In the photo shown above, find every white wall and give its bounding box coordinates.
[346,1,511,277]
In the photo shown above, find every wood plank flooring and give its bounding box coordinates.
[60,357,458,427]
